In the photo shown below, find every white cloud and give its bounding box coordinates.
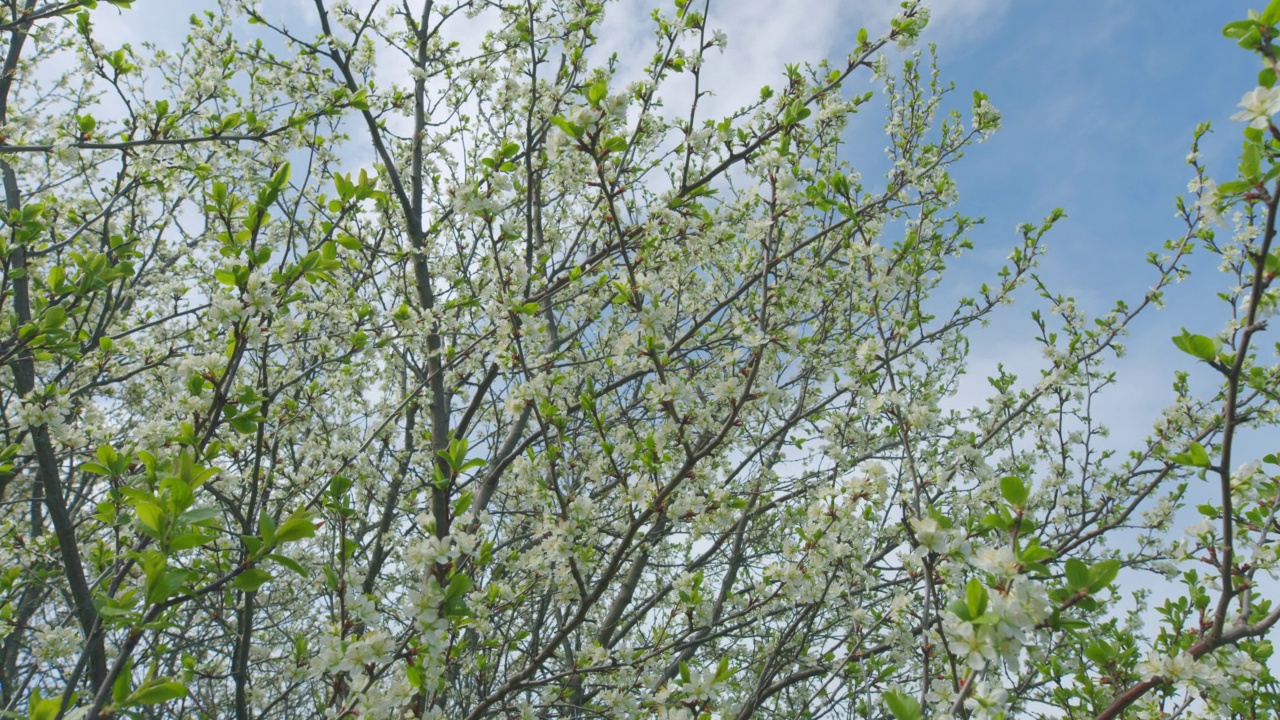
[913,0,1012,49]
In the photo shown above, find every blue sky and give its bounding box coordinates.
[631,0,1265,447]
[897,1,1264,445]
[648,0,1265,416]
[97,0,1265,443]
[855,0,1273,616]
[946,1,1256,301]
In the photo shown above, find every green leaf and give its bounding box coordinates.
[231,568,272,592]
[1223,19,1257,39]
[273,510,316,544]
[177,507,220,526]
[134,501,166,537]
[82,461,110,475]
[42,304,66,331]
[980,511,1011,533]
[1171,441,1211,468]
[445,572,472,601]
[1264,251,1280,277]
[1264,0,1280,27]
[1238,27,1264,50]
[145,567,190,605]
[1089,560,1120,591]
[27,689,61,720]
[1217,179,1253,195]
[112,657,134,703]
[548,115,583,140]
[1241,141,1262,179]
[716,654,732,682]
[884,689,922,720]
[965,578,988,618]
[1171,328,1219,361]
[128,679,188,706]
[257,510,277,544]
[1000,475,1029,508]
[219,112,242,133]
[1056,616,1091,631]
[167,532,212,551]
[1065,558,1090,590]
[333,172,355,200]
[587,79,608,106]
[267,553,308,578]
[161,477,194,512]
[322,564,340,591]
[1085,639,1117,665]
[946,599,971,621]
[454,491,473,517]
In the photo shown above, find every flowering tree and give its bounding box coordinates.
[1,0,1279,718]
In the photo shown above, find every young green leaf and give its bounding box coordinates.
[127,679,188,706]
[273,510,316,544]
[1171,328,1219,361]
[231,568,273,592]
[1000,475,1029,508]
[884,690,922,720]
[1171,441,1211,468]
[966,578,988,618]
[1089,560,1120,591]
[549,115,583,139]
[1065,558,1090,590]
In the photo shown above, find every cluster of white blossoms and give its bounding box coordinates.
[1132,647,1264,709]
[15,397,61,434]
[406,519,479,567]
[1231,85,1280,129]
[940,574,1051,672]
[909,515,962,555]
[1239,286,1280,320]
[972,97,1001,139]
[962,680,1009,719]
[31,625,82,664]
[1187,176,1221,226]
